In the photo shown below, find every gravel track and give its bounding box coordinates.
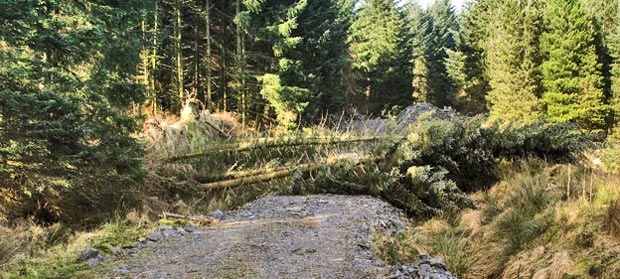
[105,195,408,279]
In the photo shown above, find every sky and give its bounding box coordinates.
[417,0,467,11]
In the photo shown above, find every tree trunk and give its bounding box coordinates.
[151,0,159,115]
[205,0,212,110]
[174,0,184,112]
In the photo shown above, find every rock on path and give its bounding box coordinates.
[105,195,452,279]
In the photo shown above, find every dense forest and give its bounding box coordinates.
[3,0,619,128]
[2,0,620,277]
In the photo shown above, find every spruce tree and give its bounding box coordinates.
[295,0,350,120]
[240,0,310,128]
[349,0,412,114]
[0,0,143,223]
[423,0,460,108]
[540,0,608,130]
[485,0,544,123]
[452,0,493,114]
[407,3,432,104]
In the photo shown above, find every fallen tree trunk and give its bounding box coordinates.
[159,212,216,225]
[195,165,299,183]
[164,136,384,163]
[201,156,381,190]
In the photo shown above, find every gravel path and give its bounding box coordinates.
[105,195,408,279]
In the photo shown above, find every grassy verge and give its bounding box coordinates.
[0,212,153,279]
[375,159,620,278]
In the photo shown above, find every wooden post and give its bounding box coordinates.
[567,163,571,199]
[582,169,587,201]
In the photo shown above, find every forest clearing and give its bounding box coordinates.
[3,0,620,278]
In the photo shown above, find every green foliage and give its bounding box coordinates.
[451,0,492,114]
[485,0,544,123]
[540,0,609,130]
[395,114,587,192]
[494,169,557,256]
[410,0,460,108]
[0,216,151,278]
[429,228,478,276]
[0,0,144,224]
[294,0,350,120]
[601,133,620,174]
[258,74,308,129]
[349,0,412,113]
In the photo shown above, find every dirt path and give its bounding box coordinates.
[103,195,453,279]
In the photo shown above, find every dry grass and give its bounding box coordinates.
[604,200,620,237]
[373,159,620,279]
[0,212,154,278]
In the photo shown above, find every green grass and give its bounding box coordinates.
[0,215,152,279]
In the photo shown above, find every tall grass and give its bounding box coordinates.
[0,212,153,278]
[373,159,620,278]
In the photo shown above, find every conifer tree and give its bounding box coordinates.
[422,0,460,108]
[349,0,412,114]
[0,0,144,222]
[485,0,544,123]
[452,0,492,113]
[407,3,432,104]
[540,0,609,130]
[295,0,350,120]
[240,0,310,128]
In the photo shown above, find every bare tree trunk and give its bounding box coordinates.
[151,0,159,115]
[201,157,380,190]
[174,0,184,112]
[235,0,247,127]
[205,0,212,110]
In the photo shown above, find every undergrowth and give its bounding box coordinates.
[0,212,152,278]
[374,159,620,278]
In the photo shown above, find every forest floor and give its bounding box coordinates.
[96,195,455,279]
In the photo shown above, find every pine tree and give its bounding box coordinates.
[407,3,432,103]
[540,0,608,130]
[485,0,544,123]
[349,0,412,114]
[422,0,460,108]
[452,0,493,114]
[295,0,350,120]
[0,0,143,223]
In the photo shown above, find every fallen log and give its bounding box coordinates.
[159,212,216,225]
[201,156,381,190]
[163,136,385,162]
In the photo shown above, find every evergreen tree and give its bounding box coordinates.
[240,0,310,128]
[451,0,492,113]
[485,0,544,123]
[295,0,350,120]
[540,0,608,130]
[422,0,460,108]
[349,0,412,114]
[583,0,618,128]
[407,3,432,104]
[0,0,143,223]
